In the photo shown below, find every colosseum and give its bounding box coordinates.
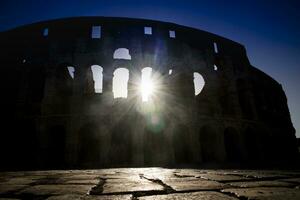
[0,17,298,170]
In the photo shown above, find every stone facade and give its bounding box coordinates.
[0,17,297,170]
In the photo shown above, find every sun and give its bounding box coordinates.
[140,67,155,102]
[141,77,154,102]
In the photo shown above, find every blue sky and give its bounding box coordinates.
[1,0,299,137]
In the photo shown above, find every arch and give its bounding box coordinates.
[47,125,66,168]
[113,48,131,60]
[214,64,218,71]
[199,126,219,162]
[143,120,167,165]
[193,72,205,96]
[141,67,153,102]
[78,123,100,167]
[224,127,242,162]
[113,68,129,98]
[173,124,191,164]
[43,28,48,37]
[11,119,38,168]
[109,122,132,165]
[91,65,103,93]
[244,127,261,162]
[67,66,75,79]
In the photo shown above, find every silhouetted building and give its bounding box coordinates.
[297,138,300,154]
[0,17,297,170]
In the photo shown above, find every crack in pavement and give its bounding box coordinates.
[173,173,195,178]
[218,190,248,200]
[139,173,175,194]
[197,173,297,184]
[88,177,106,195]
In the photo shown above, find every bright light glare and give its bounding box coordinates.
[141,67,154,102]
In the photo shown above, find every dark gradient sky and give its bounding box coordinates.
[1,0,300,137]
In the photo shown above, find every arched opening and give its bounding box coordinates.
[224,127,242,162]
[141,67,154,102]
[47,125,66,168]
[199,126,219,162]
[113,48,131,60]
[12,119,38,169]
[43,28,48,37]
[143,122,167,165]
[173,124,191,164]
[244,127,261,162]
[91,65,103,93]
[113,68,129,99]
[109,122,132,165]
[78,123,100,168]
[67,66,75,79]
[193,72,205,96]
[214,64,218,71]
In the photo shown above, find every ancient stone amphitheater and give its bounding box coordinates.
[0,17,297,170]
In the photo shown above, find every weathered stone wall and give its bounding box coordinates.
[0,17,297,170]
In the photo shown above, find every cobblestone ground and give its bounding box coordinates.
[1,168,300,199]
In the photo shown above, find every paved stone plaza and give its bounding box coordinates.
[1,168,300,199]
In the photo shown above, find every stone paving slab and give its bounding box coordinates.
[162,177,226,191]
[0,177,38,185]
[278,178,300,184]
[222,187,300,200]
[172,169,203,178]
[101,177,164,194]
[197,173,253,182]
[0,185,27,195]
[46,194,133,200]
[227,180,296,188]
[17,184,94,196]
[1,168,300,199]
[221,170,299,179]
[138,191,238,200]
